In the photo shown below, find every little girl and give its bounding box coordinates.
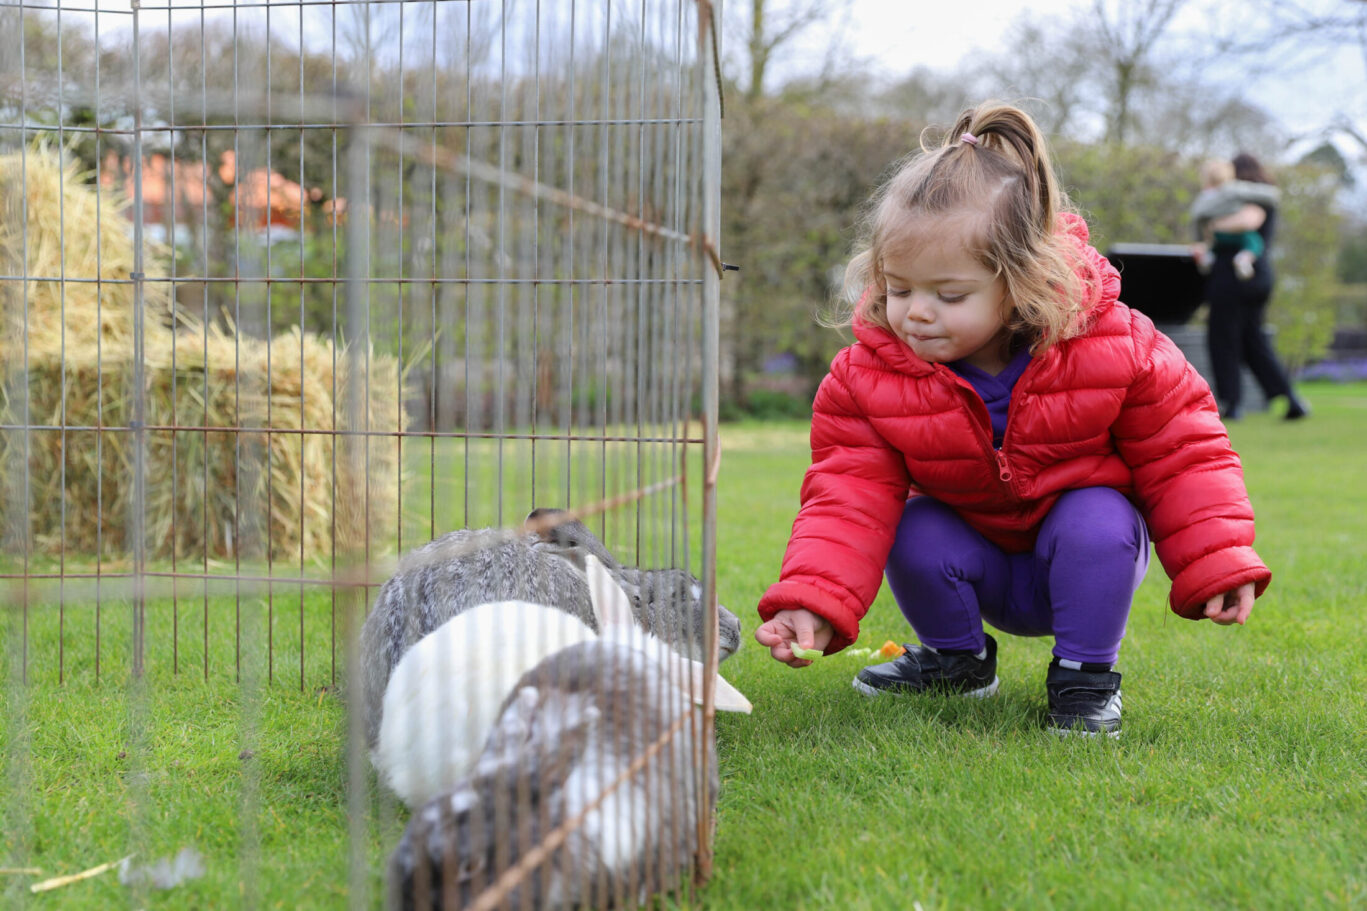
[755,102,1272,736]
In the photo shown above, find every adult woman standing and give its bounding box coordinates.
[1200,152,1309,421]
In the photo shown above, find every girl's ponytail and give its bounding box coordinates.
[834,100,1091,348]
[949,104,1059,241]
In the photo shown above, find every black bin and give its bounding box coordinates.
[1104,243,1205,325]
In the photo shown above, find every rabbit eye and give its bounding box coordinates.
[456,856,485,879]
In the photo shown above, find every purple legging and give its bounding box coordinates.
[883,488,1150,666]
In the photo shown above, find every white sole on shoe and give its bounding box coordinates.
[1050,725,1121,739]
[851,675,999,699]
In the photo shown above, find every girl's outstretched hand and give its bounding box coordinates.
[754,608,833,667]
[1203,582,1255,625]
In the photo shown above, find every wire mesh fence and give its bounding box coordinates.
[1,0,725,906]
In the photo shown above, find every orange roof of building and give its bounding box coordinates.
[97,149,342,228]
[99,151,212,209]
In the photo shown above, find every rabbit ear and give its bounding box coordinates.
[588,553,751,712]
[475,686,541,772]
[585,553,634,631]
[681,657,753,714]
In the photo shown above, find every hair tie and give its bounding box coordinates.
[959,132,980,146]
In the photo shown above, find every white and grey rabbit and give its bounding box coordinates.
[373,599,599,808]
[357,515,595,753]
[388,554,751,911]
[358,508,742,752]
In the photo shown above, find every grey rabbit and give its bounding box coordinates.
[522,509,743,665]
[387,555,752,911]
[357,508,742,750]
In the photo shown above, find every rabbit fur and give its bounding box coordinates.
[525,508,743,663]
[373,600,599,809]
[388,555,750,910]
[358,509,742,750]
[358,521,592,751]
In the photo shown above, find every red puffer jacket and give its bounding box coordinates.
[758,217,1271,652]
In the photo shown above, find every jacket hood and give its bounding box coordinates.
[852,212,1121,372]
[1059,212,1121,320]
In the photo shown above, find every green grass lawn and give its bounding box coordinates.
[4,384,1366,909]
[708,384,1367,910]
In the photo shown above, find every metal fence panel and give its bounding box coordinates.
[1,0,724,906]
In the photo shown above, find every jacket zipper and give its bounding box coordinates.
[938,352,1042,501]
[996,450,1014,493]
[949,378,1017,498]
[994,355,1045,499]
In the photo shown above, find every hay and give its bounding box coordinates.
[0,143,174,357]
[1,144,405,564]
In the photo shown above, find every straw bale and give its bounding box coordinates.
[0,144,175,360]
[142,317,406,564]
[1,144,405,563]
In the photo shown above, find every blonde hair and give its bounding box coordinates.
[1200,158,1235,189]
[833,102,1093,351]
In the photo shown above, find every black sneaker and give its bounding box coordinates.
[1045,662,1122,737]
[852,634,998,698]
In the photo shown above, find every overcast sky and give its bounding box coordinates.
[59,0,1367,157]
[765,0,1367,148]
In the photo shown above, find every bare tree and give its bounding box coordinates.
[1211,0,1366,62]
[1087,0,1189,144]
[973,17,1099,138]
[1128,80,1283,159]
[719,0,854,402]
[733,0,846,102]
[871,67,978,131]
[1209,0,1367,160]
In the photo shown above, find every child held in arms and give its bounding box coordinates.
[1190,157,1281,281]
[755,102,1271,736]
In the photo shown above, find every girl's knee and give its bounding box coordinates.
[889,498,987,580]
[1044,488,1147,556]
